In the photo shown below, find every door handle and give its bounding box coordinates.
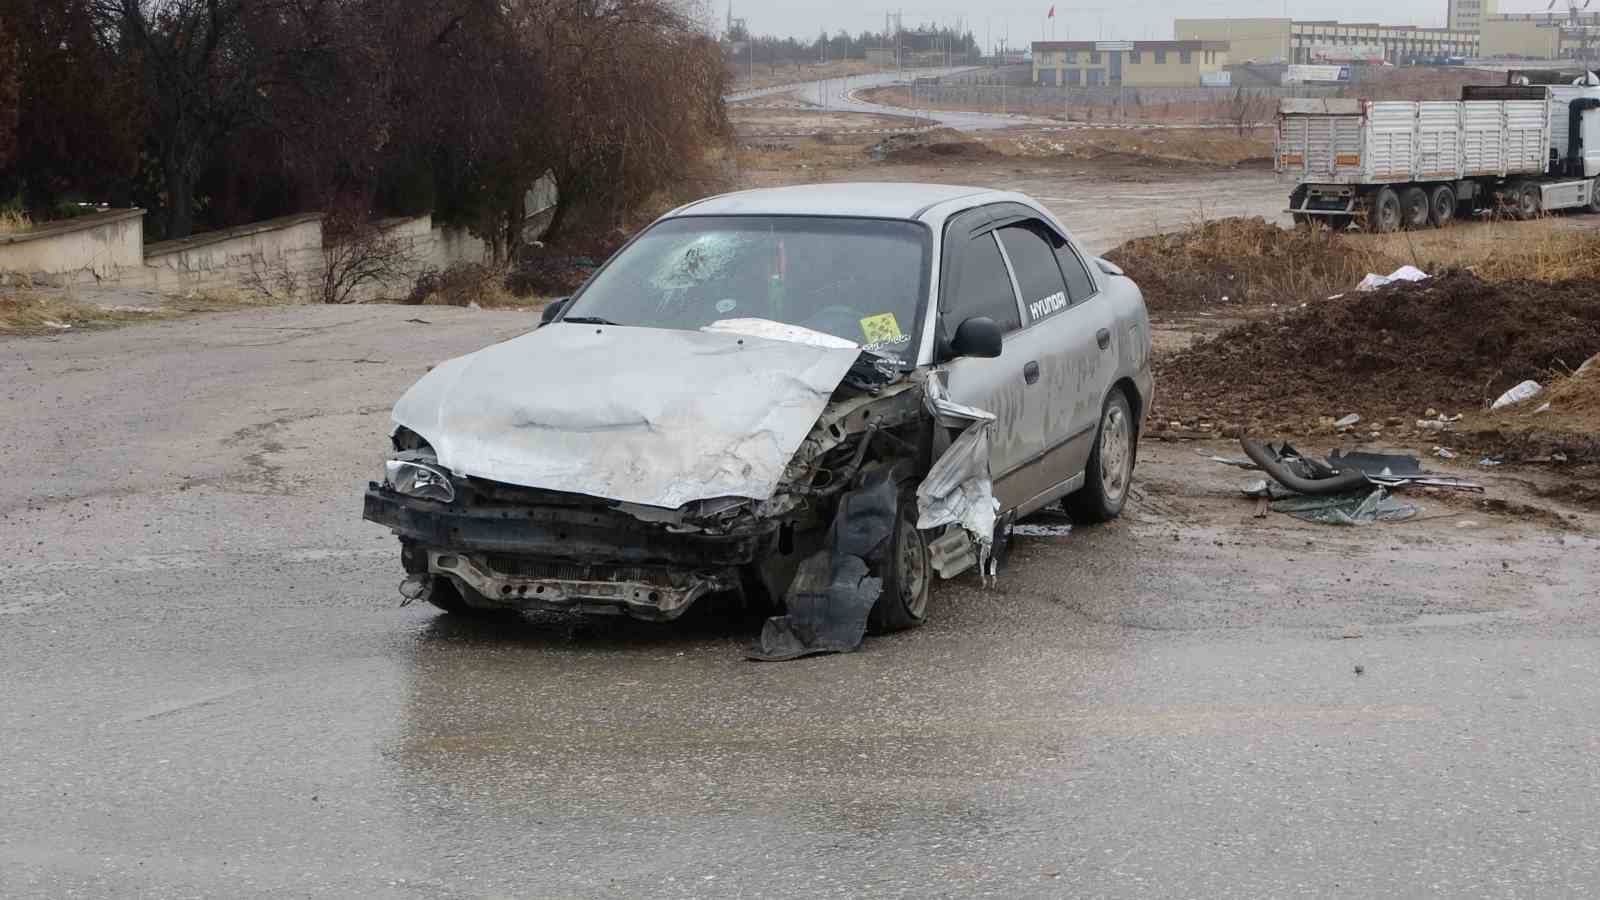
[1023,360,1040,385]
[1096,328,1111,350]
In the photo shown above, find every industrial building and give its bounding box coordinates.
[1480,11,1600,60]
[1448,0,1498,34]
[1173,18,1478,65]
[1030,40,1229,87]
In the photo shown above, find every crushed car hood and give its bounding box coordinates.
[391,322,863,508]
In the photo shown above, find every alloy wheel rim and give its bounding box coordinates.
[897,513,928,618]
[1100,405,1130,503]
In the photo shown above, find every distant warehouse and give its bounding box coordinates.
[1173,18,1478,65]
[1031,41,1229,87]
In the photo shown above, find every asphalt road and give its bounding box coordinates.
[4,306,1599,898]
[728,68,1056,131]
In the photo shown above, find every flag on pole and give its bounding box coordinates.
[1047,5,1056,18]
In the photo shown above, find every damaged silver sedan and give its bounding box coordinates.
[364,184,1152,655]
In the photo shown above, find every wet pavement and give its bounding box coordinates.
[3,306,1599,898]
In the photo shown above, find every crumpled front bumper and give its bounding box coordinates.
[363,484,766,620]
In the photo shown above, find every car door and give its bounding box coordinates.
[992,214,1117,509]
[935,208,1049,514]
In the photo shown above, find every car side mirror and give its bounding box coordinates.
[949,316,1003,359]
[539,297,569,326]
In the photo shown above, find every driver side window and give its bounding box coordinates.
[943,232,1022,333]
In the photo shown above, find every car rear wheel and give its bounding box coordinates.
[1065,388,1135,523]
[867,493,931,634]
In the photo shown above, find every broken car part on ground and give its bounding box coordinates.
[1229,438,1481,525]
[362,184,1154,657]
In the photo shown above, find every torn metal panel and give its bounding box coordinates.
[915,376,999,580]
[391,322,862,509]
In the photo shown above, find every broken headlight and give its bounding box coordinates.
[384,459,456,503]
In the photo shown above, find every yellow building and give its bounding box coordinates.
[1480,12,1595,59]
[1175,18,1478,64]
[1172,18,1291,65]
[1031,40,1228,88]
[1448,0,1498,34]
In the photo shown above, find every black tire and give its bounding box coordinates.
[1588,185,1600,214]
[1428,185,1456,228]
[1514,182,1542,220]
[867,493,931,634]
[1399,186,1430,230]
[1065,388,1136,524]
[1368,187,1402,233]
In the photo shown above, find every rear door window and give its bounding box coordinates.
[944,233,1022,333]
[1054,242,1098,304]
[996,222,1070,325]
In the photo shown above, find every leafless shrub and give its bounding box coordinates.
[321,215,419,304]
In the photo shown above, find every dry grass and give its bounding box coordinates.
[730,59,883,92]
[1106,216,1399,312]
[0,286,293,336]
[0,209,31,234]
[1349,219,1600,284]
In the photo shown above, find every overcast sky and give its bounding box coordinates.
[720,0,1558,45]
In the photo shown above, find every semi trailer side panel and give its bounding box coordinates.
[1366,101,1419,180]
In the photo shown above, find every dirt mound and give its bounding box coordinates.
[1105,217,1396,314]
[1457,353,1600,468]
[867,129,997,163]
[1152,271,1600,435]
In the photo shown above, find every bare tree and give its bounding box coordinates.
[320,212,419,304]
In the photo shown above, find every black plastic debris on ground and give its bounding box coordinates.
[748,467,898,662]
[1233,437,1479,525]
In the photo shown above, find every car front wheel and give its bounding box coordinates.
[1065,388,1135,523]
[868,493,931,633]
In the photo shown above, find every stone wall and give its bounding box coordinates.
[1,209,493,303]
[0,209,145,283]
[138,213,327,300]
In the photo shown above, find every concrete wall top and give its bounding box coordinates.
[144,212,325,259]
[0,208,145,246]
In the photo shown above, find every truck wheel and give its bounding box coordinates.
[1400,187,1430,229]
[1065,388,1135,524]
[1428,185,1457,227]
[1515,182,1542,220]
[1588,184,1600,214]
[1368,188,1402,233]
[867,492,931,634]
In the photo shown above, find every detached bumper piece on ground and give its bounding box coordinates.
[1229,438,1481,525]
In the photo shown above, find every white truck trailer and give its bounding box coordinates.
[1277,73,1600,231]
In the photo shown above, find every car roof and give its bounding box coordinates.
[671,183,1008,221]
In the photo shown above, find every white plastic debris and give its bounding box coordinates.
[1479,457,1503,467]
[1534,402,1552,414]
[41,320,72,330]
[1356,265,1429,292]
[1334,413,1361,429]
[1490,379,1542,411]
[1433,446,1457,460]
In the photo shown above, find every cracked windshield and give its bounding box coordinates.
[563,216,928,360]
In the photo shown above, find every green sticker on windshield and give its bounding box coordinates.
[859,313,903,345]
